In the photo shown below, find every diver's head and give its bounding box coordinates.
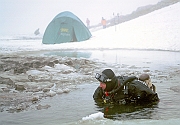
[95,69,117,92]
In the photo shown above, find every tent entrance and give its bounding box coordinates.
[71,28,77,42]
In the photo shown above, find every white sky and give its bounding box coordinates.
[0,0,160,35]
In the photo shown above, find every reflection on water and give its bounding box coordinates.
[96,103,159,120]
[89,49,180,70]
[44,51,92,58]
[43,49,180,71]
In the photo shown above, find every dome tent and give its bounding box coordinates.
[42,11,91,44]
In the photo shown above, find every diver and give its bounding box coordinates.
[93,69,159,105]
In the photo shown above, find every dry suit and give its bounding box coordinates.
[93,75,159,105]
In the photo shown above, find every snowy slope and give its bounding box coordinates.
[87,2,180,51]
[0,2,180,53]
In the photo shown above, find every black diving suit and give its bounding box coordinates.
[93,76,159,105]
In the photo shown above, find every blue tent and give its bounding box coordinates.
[42,11,92,44]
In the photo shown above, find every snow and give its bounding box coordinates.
[0,3,180,53]
[82,112,104,120]
[78,2,180,51]
[0,3,180,52]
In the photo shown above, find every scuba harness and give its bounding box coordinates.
[102,76,137,104]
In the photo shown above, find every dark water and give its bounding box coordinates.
[0,83,97,125]
[42,49,180,121]
[1,81,180,124]
[1,49,180,125]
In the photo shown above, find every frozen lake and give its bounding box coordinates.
[1,49,180,125]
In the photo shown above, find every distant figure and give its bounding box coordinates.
[116,13,120,24]
[34,28,40,35]
[101,17,106,29]
[86,18,90,28]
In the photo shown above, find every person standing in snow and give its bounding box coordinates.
[93,69,159,105]
[86,18,90,28]
[101,17,107,29]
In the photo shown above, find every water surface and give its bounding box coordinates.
[1,49,180,125]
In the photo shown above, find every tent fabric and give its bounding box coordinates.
[42,11,92,44]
